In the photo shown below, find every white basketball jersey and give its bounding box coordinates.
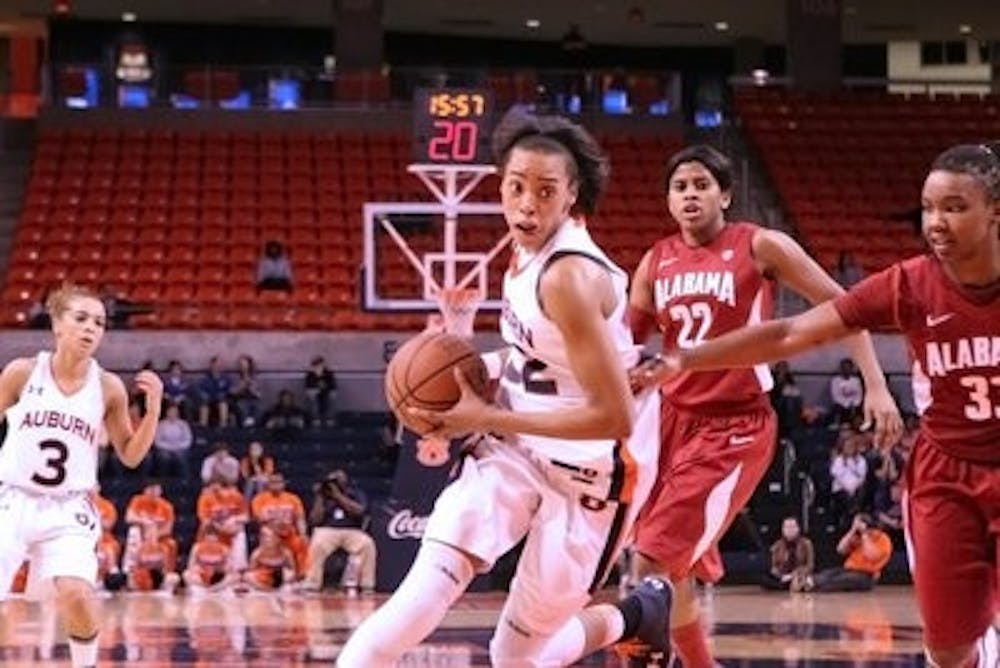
[0,352,104,493]
[498,220,641,466]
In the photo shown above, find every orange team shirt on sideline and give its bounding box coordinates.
[127,495,176,532]
[844,529,893,577]
[197,487,248,525]
[251,492,305,537]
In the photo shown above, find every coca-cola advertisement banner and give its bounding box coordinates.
[371,499,494,593]
[371,499,430,592]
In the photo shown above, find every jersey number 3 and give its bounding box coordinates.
[669,302,713,349]
[960,375,1000,421]
[31,439,69,487]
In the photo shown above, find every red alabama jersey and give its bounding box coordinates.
[834,255,999,463]
[648,222,776,413]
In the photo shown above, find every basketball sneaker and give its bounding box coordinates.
[614,576,673,667]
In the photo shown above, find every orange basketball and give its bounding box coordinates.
[385,331,490,436]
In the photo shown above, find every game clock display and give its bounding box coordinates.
[412,88,495,165]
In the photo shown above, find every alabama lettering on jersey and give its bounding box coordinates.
[498,220,640,465]
[0,351,104,493]
[648,222,775,412]
[834,255,1000,463]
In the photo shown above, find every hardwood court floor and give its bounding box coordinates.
[0,585,925,666]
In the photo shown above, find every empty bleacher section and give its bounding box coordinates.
[0,112,682,330]
[735,88,1000,273]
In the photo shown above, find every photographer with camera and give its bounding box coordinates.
[297,470,376,595]
[791,512,892,592]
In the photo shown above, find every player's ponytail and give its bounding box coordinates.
[491,108,610,216]
[930,143,1000,201]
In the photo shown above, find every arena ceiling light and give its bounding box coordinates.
[958,24,972,34]
[714,21,729,31]
[121,11,137,22]
[525,18,540,29]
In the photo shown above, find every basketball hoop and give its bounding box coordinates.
[433,287,482,339]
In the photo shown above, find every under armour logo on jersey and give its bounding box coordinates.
[25,384,43,396]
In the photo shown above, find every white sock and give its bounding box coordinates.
[68,634,98,668]
[535,606,625,666]
[977,624,998,668]
[337,541,474,667]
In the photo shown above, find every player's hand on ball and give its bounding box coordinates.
[408,367,489,439]
[861,384,903,450]
[134,371,164,416]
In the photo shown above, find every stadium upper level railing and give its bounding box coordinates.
[46,62,683,117]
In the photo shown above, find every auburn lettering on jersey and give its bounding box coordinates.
[16,411,98,445]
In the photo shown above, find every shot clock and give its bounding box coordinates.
[412,88,495,165]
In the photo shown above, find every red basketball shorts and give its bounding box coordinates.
[904,437,999,648]
[634,402,777,582]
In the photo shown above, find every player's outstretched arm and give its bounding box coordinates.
[661,301,850,375]
[0,358,35,419]
[752,229,903,445]
[103,370,163,468]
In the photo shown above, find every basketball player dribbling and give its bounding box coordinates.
[0,284,163,668]
[627,145,903,666]
[651,143,1000,668]
[338,110,671,667]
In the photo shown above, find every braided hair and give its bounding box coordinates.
[929,142,1000,201]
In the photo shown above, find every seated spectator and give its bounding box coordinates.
[261,390,310,432]
[230,354,262,427]
[304,356,337,426]
[201,441,241,486]
[830,431,868,527]
[829,358,864,427]
[793,513,892,592]
[298,469,376,595]
[154,402,193,479]
[26,287,52,329]
[240,440,275,502]
[762,516,814,591]
[196,478,250,570]
[244,526,297,592]
[183,527,240,596]
[871,440,904,514]
[197,356,232,427]
[162,359,192,418]
[124,479,179,569]
[875,483,904,537]
[256,240,294,292]
[250,473,309,578]
[770,361,804,435]
[126,524,180,594]
[834,250,865,288]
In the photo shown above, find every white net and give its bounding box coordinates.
[433,287,482,339]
